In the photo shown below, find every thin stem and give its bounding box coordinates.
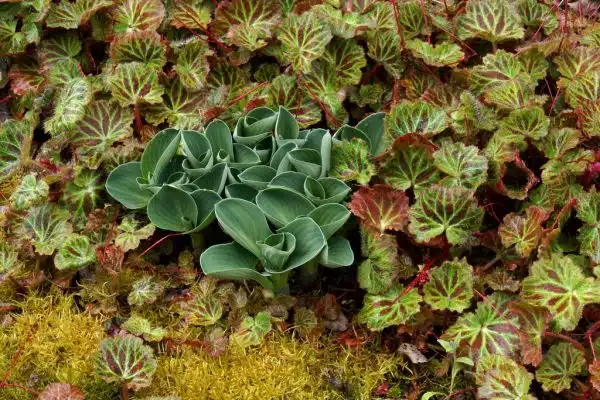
[544,331,589,360]
[140,232,185,257]
[390,0,406,49]
[133,103,143,135]
[121,384,129,400]
[477,255,502,274]
[0,382,39,396]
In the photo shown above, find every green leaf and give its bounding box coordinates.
[395,0,427,38]
[330,138,375,185]
[122,315,166,342]
[517,0,557,35]
[366,30,404,79]
[39,32,82,70]
[498,106,549,140]
[278,11,332,73]
[554,47,600,81]
[143,78,205,130]
[303,177,350,206]
[212,0,281,51]
[9,174,49,211]
[128,276,164,307]
[385,101,448,138]
[184,297,224,327]
[535,342,587,393]
[44,77,92,135]
[200,242,272,289]
[348,184,410,234]
[312,4,373,39]
[521,254,600,331]
[115,216,155,252]
[95,334,157,390]
[73,100,134,169]
[470,50,528,95]
[256,187,315,228]
[433,141,488,189]
[478,357,536,400]
[319,236,353,268]
[46,0,113,29]
[409,185,484,245]
[264,75,321,128]
[441,293,520,361]
[0,242,20,275]
[106,162,153,209]
[456,0,524,44]
[321,38,366,86]
[231,311,272,348]
[498,206,548,258]
[358,283,421,331]
[110,31,166,69]
[565,71,600,108]
[21,205,73,255]
[423,259,474,312]
[169,0,211,29]
[406,40,464,67]
[307,203,351,240]
[113,0,165,33]
[140,128,181,182]
[214,198,271,257]
[54,234,95,271]
[172,38,211,92]
[358,229,400,294]
[106,62,164,107]
[277,217,327,269]
[147,186,198,232]
[377,135,440,191]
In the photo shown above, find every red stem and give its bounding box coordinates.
[586,321,600,360]
[134,103,143,135]
[544,331,589,360]
[121,384,129,400]
[1,323,38,385]
[0,382,39,396]
[140,232,185,257]
[389,0,406,49]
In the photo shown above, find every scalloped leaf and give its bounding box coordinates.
[358,227,400,294]
[39,32,82,71]
[44,77,92,135]
[38,383,85,400]
[366,30,404,79]
[21,205,73,255]
[477,357,536,400]
[521,254,600,331]
[110,31,166,69]
[409,185,484,245]
[456,0,524,44]
[321,38,366,86]
[498,106,549,140]
[143,78,205,130]
[212,0,281,51]
[128,276,164,307]
[499,206,549,258]
[575,187,600,263]
[535,342,587,393]
[46,0,113,29]
[73,100,134,169]
[441,293,520,361]
[0,117,34,177]
[507,301,552,367]
[554,47,600,81]
[312,4,373,39]
[385,101,448,138]
[9,174,49,211]
[173,38,212,91]
[517,0,558,35]
[107,62,164,107]
[185,296,224,326]
[54,233,96,270]
[95,334,157,390]
[112,0,165,33]
[470,50,528,95]
[278,11,332,73]
[395,0,427,39]
[330,138,375,185]
[264,75,321,128]
[565,71,600,108]
[423,259,474,312]
[231,311,272,348]
[358,283,422,331]
[348,184,409,234]
[433,141,488,189]
[122,315,166,342]
[406,40,465,67]
[376,135,440,191]
[0,242,19,275]
[115,216,155,252]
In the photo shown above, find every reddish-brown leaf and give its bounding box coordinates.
[348,184,410,234]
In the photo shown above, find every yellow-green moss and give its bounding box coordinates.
[0,291,117,400]
[140,335,404,400]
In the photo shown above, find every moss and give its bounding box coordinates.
[0,291,117,400]
[140,335,404,400]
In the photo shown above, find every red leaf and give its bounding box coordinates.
[348,184,410,234]
[38,383,84,400]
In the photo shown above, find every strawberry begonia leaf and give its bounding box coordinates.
[44,77,92,135]
[498,106,550,140]
[433,141,488,189]
[358,227,400,294]
[54,234,96,270]
[409,185,484,245]
[46,0,113,29]
[385,101,448,139]
[122,315,166,342]
[9,174,49,211]
[169,0,212,30]
[507,301,552,367]
[575,187,600,263]
[112,0,165,34]
[521,254,600,331]
[173,38,212,92]
[114,216,155,252]
[406,40,465,68]
[321,39,366,87]
[110,31,166,69]
[366,30,404,79]
[423,259,474,312]
[348,184,410,234]
[477,357,536,400]
[441,293,520,361]
[329,138,375,185]
[38,383,85,400]
[128,277,165,307]
[95,334,157,390]
[517,0,558,36]
[456,0,525,45]
[21,205,73,255]
[358,283,421,331]
[107,62,164,107]
[231,311,272,348]
[535,342,587,393]
[499,206,549,258]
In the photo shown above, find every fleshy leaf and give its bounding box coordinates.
[44,77,92,135]
[385,101,448,138]
[95,334,157,390]
[521,254,600,331]
[358,283,422,331]
[128,277,164,307]
[54,234,96,270]
[112,0,165,33]
[278,11,332,73]
[441,293,520,361]
[498,206,549,258]
[423,259,474,312]
[406,40,465,67]
[456,0,525,44]
[433,141,488,189]
[535,342,587,393]
[231,311,272,348]
[348,184,409,234]
[409,185,484,245]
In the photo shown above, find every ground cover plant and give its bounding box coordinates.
[1,0,600,399]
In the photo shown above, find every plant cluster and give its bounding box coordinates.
[2,0,600,399]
